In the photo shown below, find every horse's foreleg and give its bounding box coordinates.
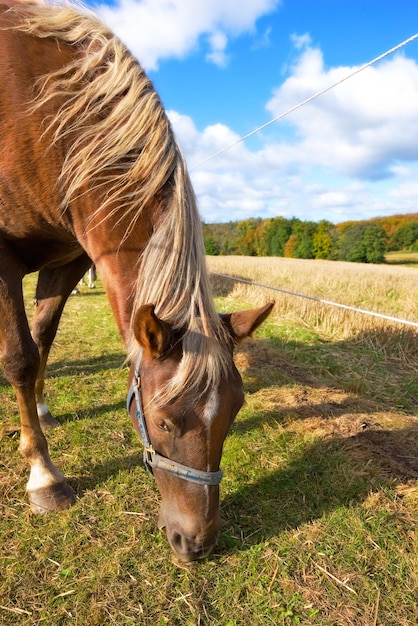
[16,384,76,512]
[0,259,75,512]
[32,256,92,429]
[87,265,96,288]
[34,337,59,429]
[32,293,64,430]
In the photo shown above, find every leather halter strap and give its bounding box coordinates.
[126,365,223,486]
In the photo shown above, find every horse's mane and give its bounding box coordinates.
[7,0,232,404]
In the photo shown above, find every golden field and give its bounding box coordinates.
[207,256,418,340]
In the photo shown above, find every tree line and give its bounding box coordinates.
[203,213,418,263]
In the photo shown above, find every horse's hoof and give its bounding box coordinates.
[28,481,76,513]
[39,412,59,429]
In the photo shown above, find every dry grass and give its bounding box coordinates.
[207,256,418,339]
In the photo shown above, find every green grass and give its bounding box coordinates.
[0,273,417,625]
[385,250,418,268]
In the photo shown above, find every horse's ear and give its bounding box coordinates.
[133,304,171,358]
[221,301,274,344]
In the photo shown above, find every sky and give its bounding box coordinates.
[89,0,418,224]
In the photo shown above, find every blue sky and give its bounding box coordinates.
[91,0,418,224]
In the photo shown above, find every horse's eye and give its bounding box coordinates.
[156,420,170,432]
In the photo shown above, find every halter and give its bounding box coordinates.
[126,365,223,486]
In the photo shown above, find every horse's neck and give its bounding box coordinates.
[73,200,155,346]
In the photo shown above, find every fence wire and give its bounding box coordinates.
[211,271,418,328]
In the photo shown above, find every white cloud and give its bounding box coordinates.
[389,180,418,200]
[96,0,281,69]
[266,37,418,180]
[290,32,312,51]
[205,31,229,67]
[91,5,418,223]
[167,33,418,222]
[169,105,418,223]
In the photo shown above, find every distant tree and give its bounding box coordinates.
[363,223,387,263]
[292,221,316,259]
[338,224,368,262]
[266,218,293,256]
[204,236,220,255]
[224,222,242,254]
[240,231,257,256]
[202,221,243,255]
[338,223,387,263]
[236,218,261,255]
[312,220,335,259]
[253,219,272,256]
[202,213,396,261]
[284,234,297,258]
[389,221,418,251]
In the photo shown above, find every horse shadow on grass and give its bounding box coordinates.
[0,352,125,389]
[47,351,126,378]
[64,415,418,559]
[214,324,417,554]
[216,423,418,555]
[45,351,127,424]
[237,323,417,417]
[0,351,127,431]
[69,451,146,497]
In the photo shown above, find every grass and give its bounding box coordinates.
[208,255,418,338]
[0,261,417,625]
[386,250,418,268]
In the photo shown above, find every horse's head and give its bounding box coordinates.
[127,302,273,562]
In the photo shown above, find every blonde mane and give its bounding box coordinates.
[8,0,232,403]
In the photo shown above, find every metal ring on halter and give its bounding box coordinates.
[126,364,223,486]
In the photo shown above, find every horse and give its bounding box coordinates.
[72,264,97,293]
[0,0,273,562]
[80,265,97,289]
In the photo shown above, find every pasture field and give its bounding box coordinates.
[0,259,417,626]
[385,251,418,268]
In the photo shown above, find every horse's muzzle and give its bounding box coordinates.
[158,511,219,562]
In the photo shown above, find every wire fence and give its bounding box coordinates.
[210,271,418,329]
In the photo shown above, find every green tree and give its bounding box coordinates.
[338,224,366,262]
[292,221,316,259]
[363,223,387,263]
[266,218,293,256]
[338,223,387,263]
[389,221,418,251]
[312,220,335,259]
[204,236,220,255]
[253,219,272,256]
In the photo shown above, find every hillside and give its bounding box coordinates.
[203,212,418,262]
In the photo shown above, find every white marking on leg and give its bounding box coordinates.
[27,458,65,492]
[37,402,50,417]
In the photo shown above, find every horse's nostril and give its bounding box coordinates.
[171,531,185,551]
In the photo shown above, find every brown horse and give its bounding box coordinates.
[0,0,273,562]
